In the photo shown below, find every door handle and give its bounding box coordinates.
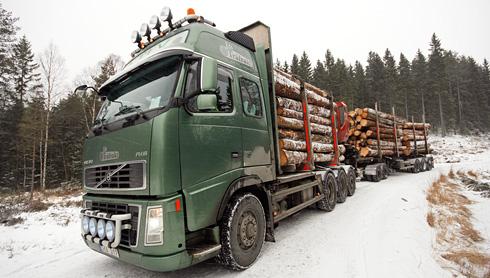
[231,152,240,158]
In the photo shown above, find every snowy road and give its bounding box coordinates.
[2,149,490,277]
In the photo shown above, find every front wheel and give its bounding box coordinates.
[217,193,266,270]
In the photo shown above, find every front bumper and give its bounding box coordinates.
[84,238,193,272]
[81,194,191,271]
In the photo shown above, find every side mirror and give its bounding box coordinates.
[197,94,218,111]
[200,57,217,92]
[74,85,88,94]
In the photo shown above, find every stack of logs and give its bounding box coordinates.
[274,69,346,168]
[400,122,432,155]
[348,108,432,158]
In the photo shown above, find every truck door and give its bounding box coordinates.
[179,63,243,231]
[237,72,271,168]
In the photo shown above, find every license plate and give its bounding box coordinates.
[100,245,120,258]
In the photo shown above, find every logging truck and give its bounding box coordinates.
[75,7,356,272]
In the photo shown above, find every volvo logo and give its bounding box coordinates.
[95,163,127,188]
[99,146,119,161]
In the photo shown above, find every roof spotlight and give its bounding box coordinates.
[139,23,152,42]
[131,30,144,49]
[160,7,173,29]
[149,15,163,35]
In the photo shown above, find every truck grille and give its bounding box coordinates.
[90,201,139,247]
[84,162,145,189]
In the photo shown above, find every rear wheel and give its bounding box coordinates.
[371,166,382,182]
[336,169,348,203]
[381,165,389,179]
[412,159,421,173]
[217,193,266,270]
[347,168,356,196]
[317,172,337,211]
[420,158,427,172]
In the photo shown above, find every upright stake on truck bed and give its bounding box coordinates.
[392,106,399,158]
[300,80,314,170]
[422,111,429,154]
[374,102,382,160]
[329,94,339,166]
[412,116,418,157]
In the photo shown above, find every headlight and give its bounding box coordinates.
[82,216,90,234]
[146,206,164,244]
[97,219,106,239]
[105,221,115,242]
[89,218,97,237]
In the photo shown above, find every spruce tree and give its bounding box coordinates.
[428,33,447,135]
[290,54,299,75]
[298,51,312,82]
[411,50,428,120]
[11,35,41,104]
[283,61,289,73]
[365,51,385,109]
[0,3,18,100]
[312,59,326,89]
[383,49,397,112]
[353,61,367,107]
[398,53,411,118]
[275,58,281,69]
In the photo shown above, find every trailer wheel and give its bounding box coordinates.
[217,193,266,270]
[412,159,421,173]
[317,172,337,211]
[428,158,434,170]
[336,169,348,203]
[347,168,356,196]
[371,166,382,182]
[420,158,427,172]
[382,165,389,179]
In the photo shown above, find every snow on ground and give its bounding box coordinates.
[430,134,490,164]
[1,135,489,277]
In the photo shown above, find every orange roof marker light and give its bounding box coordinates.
[187,8,195,16]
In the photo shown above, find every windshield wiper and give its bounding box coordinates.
[114,105,142,117]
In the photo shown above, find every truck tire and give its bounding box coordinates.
[317,172,337,211]
[347,168,356,196]
[428,158,434,170]
[371,165,382,182]
[217,193,266,270]
[336,169,348,203]
[420,158,427,172]
[412,159,420,173]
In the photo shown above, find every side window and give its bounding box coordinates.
[184,61,199,112]
[239,78,263,117]
[215,67,234,113]
[185,64,233,113]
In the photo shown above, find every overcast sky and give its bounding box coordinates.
[3,0,490,85]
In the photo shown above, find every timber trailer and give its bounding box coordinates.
[342,103,434,182]
[76,7,356,272]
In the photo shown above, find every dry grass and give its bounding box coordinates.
[426,170,490,277]
[427,212,435,227]
[468,170,479,178]
[27,199,51,212]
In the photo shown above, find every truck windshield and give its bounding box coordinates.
[95,55,182,126]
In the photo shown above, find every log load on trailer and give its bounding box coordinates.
[75,7,356,272]
[344,105,434,181]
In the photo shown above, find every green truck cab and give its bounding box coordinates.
[78,7,355,272]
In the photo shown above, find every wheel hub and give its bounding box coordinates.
[238,211,257,249]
